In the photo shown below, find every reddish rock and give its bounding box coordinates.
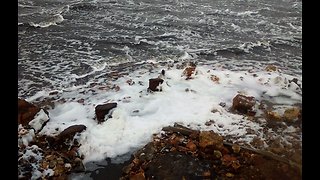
[232,94,256,114]
[210,75,220,83]
[18,98,41,127]
[95,102,117,122]
[148,78,164,92]
[129,172,146,180]
[186,140,197,152]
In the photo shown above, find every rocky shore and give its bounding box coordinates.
[18,64,302,180]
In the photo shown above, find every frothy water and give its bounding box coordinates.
[18,0,301,98]
[18,0,302,179]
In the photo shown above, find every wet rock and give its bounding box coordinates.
[210,75,220,83]
[232,144,241,153]
[72,157,85,172]
[18,98,42,127]
[148,78,164,92]
[121,124,301,180]
[129,172,145,180]
[126,79,135,85]
[289,78,301,89]
[56,125,87,143]
[266,111,282,121]
[186,140,197,152]
[219,102,226,107]
[182,66,196,79]
[283,107,300,122]
[49,91,59,95]
[95,102,117,123]
[265,65,277,72]
[199,131,224,149]
[231,94,256,115]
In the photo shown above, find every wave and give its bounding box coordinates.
[20,14,64,28]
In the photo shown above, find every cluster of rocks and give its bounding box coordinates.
[18,63,302,179]
[118,63,302,180]
[120,123,301,180]
[18,98,87,180]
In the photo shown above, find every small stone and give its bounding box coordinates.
[283,107,300,122]
[186,141,197,152]
[214,150,222,159]
[265,65,277,72]
[225,172,234,178]
[232,144,241,153]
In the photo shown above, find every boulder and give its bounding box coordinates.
[56,125,87,142]
[148,78,164,92]
[95,102,117,123]
[232,94,256,114]
[18,98,42,127]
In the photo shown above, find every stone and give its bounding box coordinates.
[232,94,256,114]
[18,98,42,127]
[283,107,300,122]
[148,78,164,92]
[95,102,117,122]
[265,65,277,72]
[199,131,223,149]
[183,66,196,79]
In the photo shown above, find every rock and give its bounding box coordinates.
[186,141,197,152]
[129,172,145,180]
[95,102,117,123]
[72,158,85,172]
[265,65,277,72]
[148,78,164,92]
[219,102,226,107]
[18,98,42,127]
[266,111,282,121]
[232,94,256,114]
[283,107,300,122]
[199,131,223,149]
[182,66,196,79]
[56,125,87,143]
[232,144,241,153]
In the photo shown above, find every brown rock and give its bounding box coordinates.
[283,107,300,122]
[95,102,117,122]
[56,125,87,142]
[148,78,164,92]
[18,98,41,127]
[199,131,223,149]
[129,172,145,180]
[265,65,277,72]
[210,75,220,84]
[266,111,282,121]
[183,66,196,79]
[232,94,256,114]
[186,140,197,152]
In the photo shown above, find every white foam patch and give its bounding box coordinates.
[29,109,50,133]
[36,65,301,163]
[18,125,36,146]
